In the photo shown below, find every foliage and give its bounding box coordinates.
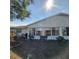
[10,0,32,20]
[56,36,65,45]
[10,31,16,42]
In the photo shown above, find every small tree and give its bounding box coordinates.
[10,0,33,20]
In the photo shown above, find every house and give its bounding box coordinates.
[11,13,69,40]
[10,26,27,36]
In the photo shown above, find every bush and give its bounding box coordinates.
[56,36,65,45]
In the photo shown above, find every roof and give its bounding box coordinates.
[10,26,28,29]
[56,13,69,16]
[27,13,69,26]
[10,13,69,28]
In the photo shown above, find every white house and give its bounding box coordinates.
[11,13,69,40]
[21,13,69,40]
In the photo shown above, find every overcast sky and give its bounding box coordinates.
[10,0,69,27]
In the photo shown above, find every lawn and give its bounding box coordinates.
[10,40,69,59]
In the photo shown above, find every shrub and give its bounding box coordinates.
[56,36,65,45]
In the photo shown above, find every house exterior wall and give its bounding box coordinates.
[21,28,29,34]
[25,15,69,40]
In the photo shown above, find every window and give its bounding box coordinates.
[45,30,51,36]
[52,27,59,35]
[16,29,21,33]
[63,27,69,36]
[32,28,35,35]
[36,31,41,35]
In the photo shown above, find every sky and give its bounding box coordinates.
[10,0,69,27]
